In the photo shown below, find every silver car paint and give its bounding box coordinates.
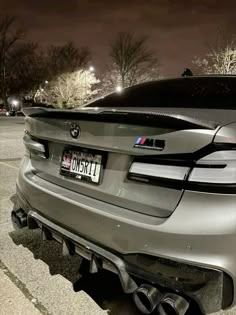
[16,106,236,312]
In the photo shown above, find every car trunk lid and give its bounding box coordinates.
[23,106,221,218]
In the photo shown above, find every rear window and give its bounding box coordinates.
[90,76,236,109]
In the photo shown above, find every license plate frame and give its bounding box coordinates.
[60,147,105,184]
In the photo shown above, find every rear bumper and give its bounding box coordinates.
[16,157,236,313]
[24,209,229,315]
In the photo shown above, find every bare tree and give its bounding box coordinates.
[193,29,236,74]
[109,32,159,89]
[0,18,93,106]
[46,42,91,79]
[100,67,122,95]
[0,16,24,103]
[41,70,100,108]
[8,43,47,95]
[31,42,91,103]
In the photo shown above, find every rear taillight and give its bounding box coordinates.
[189,151,235,184]
[128,144,236,193]
[129,162,189,181]
[23,131,48,158]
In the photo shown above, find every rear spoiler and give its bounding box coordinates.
[23,107,219,130]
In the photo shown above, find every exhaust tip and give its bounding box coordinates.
[11,209,27,229]
[159,293,189,315]
[133,284,162,314]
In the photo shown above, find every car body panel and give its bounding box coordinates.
[16,156,236,313]
[17,77,236,313]
[24,115,220,218]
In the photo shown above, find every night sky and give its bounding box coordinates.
[1,0,236,76]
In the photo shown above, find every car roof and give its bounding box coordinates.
[88,75,236,109]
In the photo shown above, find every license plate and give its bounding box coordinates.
[60,149,103,184]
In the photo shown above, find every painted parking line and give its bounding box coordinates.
[0,161,18,170]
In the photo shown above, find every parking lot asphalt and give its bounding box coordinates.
[0,116,235,315]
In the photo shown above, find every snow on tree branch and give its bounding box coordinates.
[193,37,236,74]
[41,70,100,108]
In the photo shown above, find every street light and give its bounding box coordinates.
[89,66,95,72]
[116,86,122,93]
[12,99,19,107]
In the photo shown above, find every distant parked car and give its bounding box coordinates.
[6,111,15,116]
[16,111,25,116]
[0,108,6,113]
[0,103,6,113]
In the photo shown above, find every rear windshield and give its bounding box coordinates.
[90,76,236,109]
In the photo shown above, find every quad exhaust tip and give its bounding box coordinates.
[159,293,190,315]
[11,209,27,229]
[133,284,162,314]
[133,285,190,315]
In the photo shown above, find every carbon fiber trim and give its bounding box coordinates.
[23,107,218,130]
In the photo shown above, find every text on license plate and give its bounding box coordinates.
[61,150,102,183]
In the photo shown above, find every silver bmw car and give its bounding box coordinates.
[12,76,236,314]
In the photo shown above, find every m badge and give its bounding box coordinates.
[134,137,165,150]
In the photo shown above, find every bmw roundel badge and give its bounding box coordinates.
[70,123,80,139]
